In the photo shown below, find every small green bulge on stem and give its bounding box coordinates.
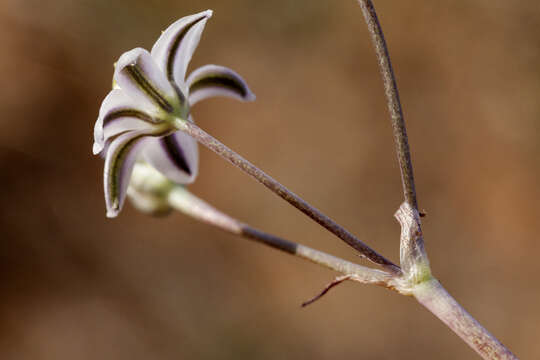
[127,162,175,216]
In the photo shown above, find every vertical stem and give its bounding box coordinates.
[414,279,518,360]
[174,118,400,274]
[357,0,418,210]
[357,5,518,358]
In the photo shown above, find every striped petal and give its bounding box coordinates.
[114,48,180,114]
[151,10,212,90]
[142,119,198,184]
[104,126,168,218]
[93,89,159,155]
[186,64,255,106]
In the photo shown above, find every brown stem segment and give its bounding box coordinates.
[173,118,400,274]
[357,0,418,210]
[414,279,518,360]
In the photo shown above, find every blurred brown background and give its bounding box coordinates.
[1,0,539,359]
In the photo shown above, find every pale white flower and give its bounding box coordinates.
[93,10,255,217]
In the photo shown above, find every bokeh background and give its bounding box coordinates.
[1,0,539,359]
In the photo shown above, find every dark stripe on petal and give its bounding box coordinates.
[125,65,174,112]
[190,75,248,98]
[103,109,159,127]
[161,135,191,175]
[166,15,207,84]
[100,129,133,158]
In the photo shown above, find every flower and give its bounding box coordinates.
[93,10,255,218]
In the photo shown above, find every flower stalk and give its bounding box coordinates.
[172,117,401,274]
[167,184,400,290]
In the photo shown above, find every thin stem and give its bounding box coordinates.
[301,275,352,307]
[173,118,400,274]
[167,186,400,290]
[357,0,418,210]
[414,279,518,360]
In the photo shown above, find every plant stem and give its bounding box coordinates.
[357,0,418,210]
[414,279,518,360]
[174,118,401,275]
[357,2,518,358]
[167,185,400,290]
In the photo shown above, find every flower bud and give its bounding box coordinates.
[127,162,174,216]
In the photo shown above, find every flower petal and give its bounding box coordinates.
[114,48,180,113]
[142,123,199,184]
[103,126,168,218]
[93,89,159,155]
[186,64,255,106]
[151,10,213,89]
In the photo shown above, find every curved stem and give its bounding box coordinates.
[167,185,400,290]
[173,118,400,275]
[357,0,418,210]
[414,279,518,360]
